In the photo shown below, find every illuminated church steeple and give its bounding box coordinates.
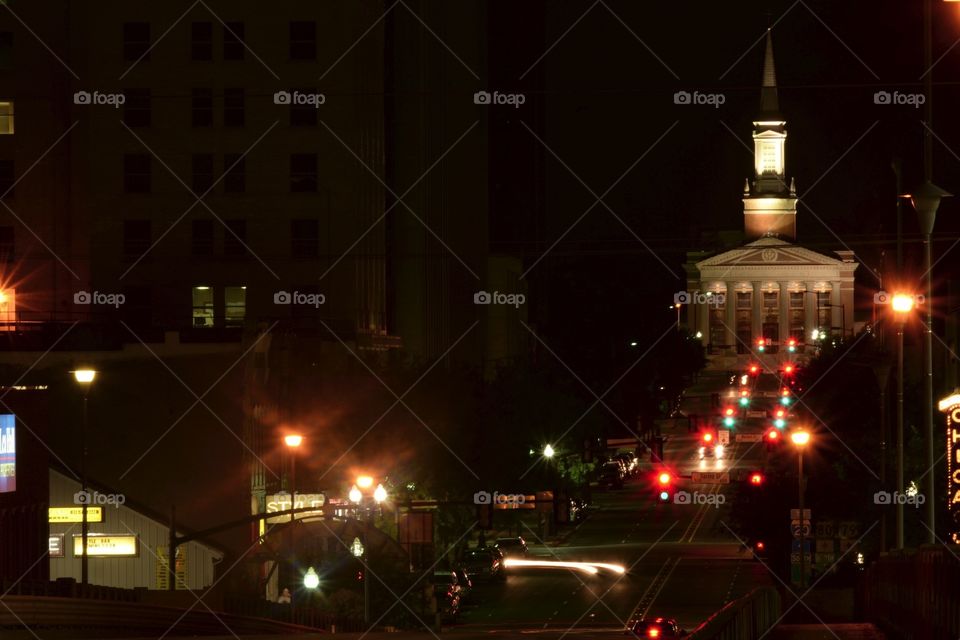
[743,30,797,241]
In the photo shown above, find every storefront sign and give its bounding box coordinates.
[72,534,138,557]
[0,414,14,493]
[265,493,325,523]
[49,534,64,558]
[49,507,104,523]
[939,393,960,543]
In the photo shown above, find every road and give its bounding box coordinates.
[454,372,778,634]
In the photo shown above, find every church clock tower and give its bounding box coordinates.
[743,30,797,242]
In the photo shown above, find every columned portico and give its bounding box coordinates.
[751,281,763,342]
[831,280,843,335]
[724,281,737,350]
[804,282,817,340]
[778,281,790,345]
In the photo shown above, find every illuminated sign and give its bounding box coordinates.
[49,507,104,523]
[940,393,960,543]
[0,414,14,493]
[72,534,138,557]
[265,493,325,523]
[49,534,64,558]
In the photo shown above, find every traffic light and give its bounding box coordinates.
[739,389,750,407]
[766,429,780,442]
[756,337,766,352]
[773,408,787,429]
[656,472,672,502]
[723,406,736,427]
[702,432,714,443]
[786,337,798,353]
[749,472,764,486]
[783,363,795,375]
[780,388,791,406]
[748,364,760,376]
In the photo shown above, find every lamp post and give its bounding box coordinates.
[73,368,96,587]
[908,183,951,543]
[892,294,914,548]
[282,434,303,601]
[872,358,892,552]
[791,429,811,588]
[350,476,388,626]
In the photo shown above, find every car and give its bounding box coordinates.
[626,617,686,638]
[434,569,463,597]
[433,583,461,622]
[494,537,528,558]
[462,546,505,581]
[615,452,639,476]
[599,461,624,489]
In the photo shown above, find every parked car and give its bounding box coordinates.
[462,546,505,581]
[433,582,461,622]
[599,461,624,489]
[494,537,528,558]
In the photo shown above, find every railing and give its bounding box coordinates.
[685,587,781,639]
[859,545,960,640]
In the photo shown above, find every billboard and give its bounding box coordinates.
[0,414,13,493]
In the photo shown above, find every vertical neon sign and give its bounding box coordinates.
[0,414,14,493]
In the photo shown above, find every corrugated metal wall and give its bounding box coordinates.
[48,470,223,590]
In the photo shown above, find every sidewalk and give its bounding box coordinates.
[769,624,886,639]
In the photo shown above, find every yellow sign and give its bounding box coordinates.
[265,493,325,523]
[941,394,960,544]
[49,507,103,523]
[72,534,138,557]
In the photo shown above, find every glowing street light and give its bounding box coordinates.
[73,367,97,586]
[356,475,374,489]
[349,485,362,504]
[283,434,303,448]
[791,428,811,587]
[73,369,96,384]
[373,483,388,504]
[303,566,320,589]
[790,430,810,447]
[543,444,556,458]
[891,293,915,315]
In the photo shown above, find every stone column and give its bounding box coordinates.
[804,282,817,341]
[831,280,843,337]
[778,281,791,348]
[724,282,737,351]
[697,291,710,347]
[751,281,763,342]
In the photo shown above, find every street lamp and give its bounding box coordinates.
[349,484,362,504]
[906,182,952,543]
[72,368,97,587]
[373,483,388,504]
[303,566,320,590]
[892,292,914,549]
[543,444,555,459]
[357,475,374,490]
[282,434,303,598]
[790,429,811,588]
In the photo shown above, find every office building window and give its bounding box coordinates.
[0,33,12,70]
[0,101,13,135]
[123,22,150,61]
[124,89,151,127]
[0,227,14,262]
[192,154,214,194]
[192,219,214,256]
[191,88,213,127]
[123,220,151,258]
[290,87,318,126]
[289,21,316,60]
[291,219,319,258]
[224,219,247,257]
[790,291,804,308]
[223,154,245,193]
[191,22,212,61]
[224,286,246,327]
[123,154,151,193]
[223,22,245,60]
[192,286,214,327]
[290,153,317,193]
[224,88,245,127]
[0,160,13,198]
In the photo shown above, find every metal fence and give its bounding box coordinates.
[685,587,781,639]
[859,545,960,640]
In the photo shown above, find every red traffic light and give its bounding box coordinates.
[775,409,786,419]
[787,338,797,347]
[657,472,671,485]
[783,364,795,374]
[766,429,779,441]
[781,388,790,397]
[750,472,764,485]
[724,407,736,417]
[740,389,749,397]
[749,364,760,375]
[756,541,765,551]
[702,432,713,442]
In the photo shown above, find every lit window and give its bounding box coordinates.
[0,287,15,332]
[192,286,214,327]
[0,102,14,135]
[224,286,246,327]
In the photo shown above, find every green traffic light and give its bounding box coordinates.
[780,397,791,406]
[774,418,786,429]
[723,417,735,427]
[739,397,749,407]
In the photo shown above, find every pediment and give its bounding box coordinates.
[696,240,845,269]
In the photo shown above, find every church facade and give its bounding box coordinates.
[683,32,857,371]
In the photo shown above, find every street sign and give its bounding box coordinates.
[790,520,811,538]
[791,508,812,520]
[735,433,763,443]
[746,410,767,419]
[691,471,730,484]
[815,520,835,538]
[838,521,860,539]
[718,430,730,444]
